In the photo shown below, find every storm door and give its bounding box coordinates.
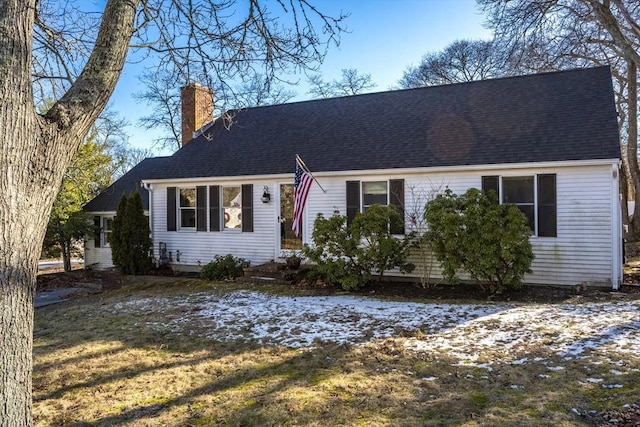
[278,183,303,254]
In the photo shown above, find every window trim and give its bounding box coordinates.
[482,174,557,238]
[346,179,405,234]
[222,185,243,231]
[102,217,114,247]
[178,187,197,230]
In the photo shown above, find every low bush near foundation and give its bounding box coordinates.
[200,254,249,280]
[424,188,534,293]
[303,205,414,290]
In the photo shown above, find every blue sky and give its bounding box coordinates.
[110,0,491,153]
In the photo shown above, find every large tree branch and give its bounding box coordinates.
[45,0,139,137]
[587,0,640,67]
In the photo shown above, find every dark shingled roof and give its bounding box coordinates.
[83,157,168,212]
[146,66,620,180]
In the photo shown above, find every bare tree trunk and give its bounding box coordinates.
[0,2,138,424]
[1,3,41,424]
[620,161,632,238]
[62,240,72,273]
[627,60,640,241]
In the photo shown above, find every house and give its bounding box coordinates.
[94,66,623,289]
[83,156,167,269]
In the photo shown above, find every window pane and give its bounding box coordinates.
[363,181,387,210]
[224,207,242,229]
[502,177,534,204]
[181,209,196,228]
[363,181,387,195]
[363,193,388,206]
[221,186,242,229]
[518,205,535,231]
[223,186,242,207]
[180,188,196,207]
[104,218,113,231]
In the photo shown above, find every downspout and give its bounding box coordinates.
[612,163,622,290]
[143,181,154,263]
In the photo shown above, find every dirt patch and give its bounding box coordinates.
[36,269,122,292]
[37,266,640,304]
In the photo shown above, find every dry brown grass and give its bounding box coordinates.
[33,280,639,426]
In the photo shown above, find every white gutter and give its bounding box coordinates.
[141,158,621,186]
[611,162,622,291]
[143,181,154,260]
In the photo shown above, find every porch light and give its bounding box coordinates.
[261,185,271,203]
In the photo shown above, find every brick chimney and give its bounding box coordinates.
[181,83,214,147]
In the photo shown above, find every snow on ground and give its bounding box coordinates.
[112,290,640,368]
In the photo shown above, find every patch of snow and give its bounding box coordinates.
[106,290,640,371]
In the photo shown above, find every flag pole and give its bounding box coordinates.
[296,154,326,193]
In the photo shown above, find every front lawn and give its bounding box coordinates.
[33,280,640,426]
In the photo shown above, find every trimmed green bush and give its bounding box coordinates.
[303,204,415,290]
[424,188,534,293]
[110,191,153,275]
[200,254,249,280]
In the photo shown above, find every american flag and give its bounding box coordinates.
[292,156,313,237]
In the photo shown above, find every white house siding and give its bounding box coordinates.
[149,160,621,288]
[401,163,619,287]
[84,243,115,269]
[83,212,116,269]
[151,180,277,269]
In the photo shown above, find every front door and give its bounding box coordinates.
[278,183,303,256]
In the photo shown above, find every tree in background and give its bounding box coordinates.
[307,68,377,98]
[398,39,510,88]
[478,0,640,239]
[93,108,156,179]
[42,134,112,271]
[0,1,346,423]
[110,191,153,275]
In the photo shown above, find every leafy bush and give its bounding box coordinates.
[424,188,534,293]
[110,191,153,275]
[200,254,249,280]
[303,205,415,290]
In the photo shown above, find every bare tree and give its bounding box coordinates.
[398,39,511,88]
[479,0,640,239]
[307,68,377,98]
[405,180,447,289]
[0,1,346,424]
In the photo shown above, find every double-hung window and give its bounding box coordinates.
[482,174,556,237]
[362,181,388,212]
[179,188,197,229]
[93,215,113,248]
[222,186,242,229]
[102,217,113,246]
[346,179,405,234]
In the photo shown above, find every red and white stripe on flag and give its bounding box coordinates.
[292,158,313,237]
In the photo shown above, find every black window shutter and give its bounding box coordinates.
[537,174,557,237]
[196,186,207,231]
[93,216,101,248]
[389,179,405,235]
[242,184,253,232]
[167,187,177,231]
[346,181,360,225]
[481,176,500,201]
[209,186,220,231]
